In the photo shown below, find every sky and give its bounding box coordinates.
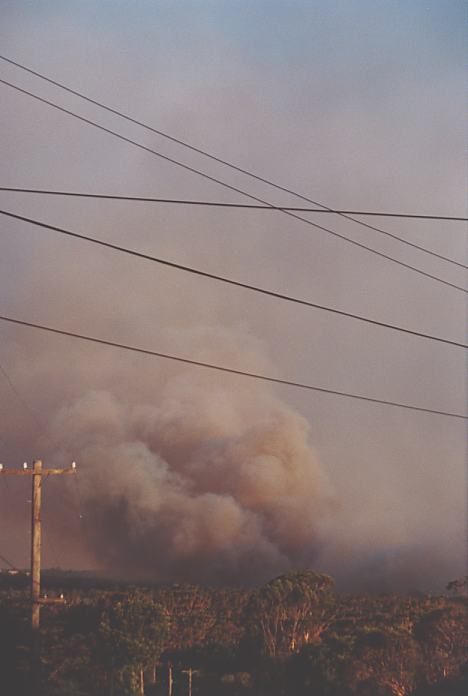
[0,0,466,591]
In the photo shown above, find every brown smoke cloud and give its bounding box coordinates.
[39,328,334,584]
[1,320,332,583]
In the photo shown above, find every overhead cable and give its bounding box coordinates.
[0,186,466,222]
[0,360,42,429]
[0,77,466,293]
[0,552,20,572]
[2,208,466,349]
[0,313,465,420]
[1,54,466,266]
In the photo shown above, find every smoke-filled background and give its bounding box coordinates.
[0,0,466,591]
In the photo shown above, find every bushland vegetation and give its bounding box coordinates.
[0,571,466,695]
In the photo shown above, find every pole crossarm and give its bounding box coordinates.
[38,597,66,605]
[0,467,76,475]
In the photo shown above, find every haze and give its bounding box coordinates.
[0,0,465,592]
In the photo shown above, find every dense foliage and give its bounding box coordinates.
[0,571,466,695]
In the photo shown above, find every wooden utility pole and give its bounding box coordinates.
[181,667,199,696]
[167,663,173,696]
[0,458,76,690]
[187,667,193,696]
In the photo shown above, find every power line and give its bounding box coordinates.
[2,208,466,349]
[1,188,466,271]
[0,186,466,222]
[0,360,42,429]
[0,477,30,576]
[1,77,466,294]
[0,313,465,420]
[1,54,466,256]
[0,552,20,572]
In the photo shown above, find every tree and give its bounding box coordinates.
[0,592,30,695]
[246,571,335,657]
[288,634,355,695]
[345,629,423,696]
[446,577,468,597]
[155,584,217,651]
[414,604,468,687]
[98,595,168,695]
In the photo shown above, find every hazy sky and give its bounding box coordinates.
[0,1,466,590]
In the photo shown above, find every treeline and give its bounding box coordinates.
[0,571,467,695]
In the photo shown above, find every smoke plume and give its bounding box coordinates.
[45,365,333,584]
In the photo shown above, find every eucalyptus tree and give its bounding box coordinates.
[246,571,335,657]
[98,594,168,695]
